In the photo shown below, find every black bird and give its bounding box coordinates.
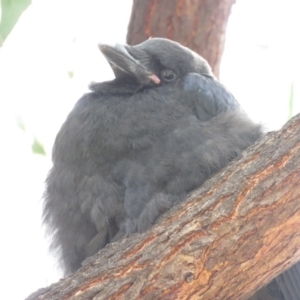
[43,38,262,276]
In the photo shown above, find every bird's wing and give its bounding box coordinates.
[182,73,240,121]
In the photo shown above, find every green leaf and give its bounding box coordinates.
[288,82,294,121]
[0,0,32,47]
[32,137,46,155]
[67,70,74,79]
[15,114,26,131]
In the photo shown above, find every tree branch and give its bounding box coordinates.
[127,0,236,77]
[27,113,300,300]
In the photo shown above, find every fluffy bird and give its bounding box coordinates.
[44,38,262,276]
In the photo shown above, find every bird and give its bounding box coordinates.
[43,38,263,276]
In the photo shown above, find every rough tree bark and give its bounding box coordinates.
[27,113,300,300]
[126,0,236,78]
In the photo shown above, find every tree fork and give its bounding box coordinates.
[27,113,300,300]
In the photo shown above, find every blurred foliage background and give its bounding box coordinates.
[0,0,32,46]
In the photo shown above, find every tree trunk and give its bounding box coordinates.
[126,0,236,78]
[26,113,300,300]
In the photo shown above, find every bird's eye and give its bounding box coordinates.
[161,69,177,82]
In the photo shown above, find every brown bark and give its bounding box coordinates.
[126,0,236,78]
[27,113,300,300]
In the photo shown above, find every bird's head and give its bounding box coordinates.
[98,38,213,88]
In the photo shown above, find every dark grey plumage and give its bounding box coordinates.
[43,38,262,276]
[249,262,300,300]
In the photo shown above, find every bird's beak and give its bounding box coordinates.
[98,43,160,85]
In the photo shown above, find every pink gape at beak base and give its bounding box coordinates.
[149,74,161,84]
